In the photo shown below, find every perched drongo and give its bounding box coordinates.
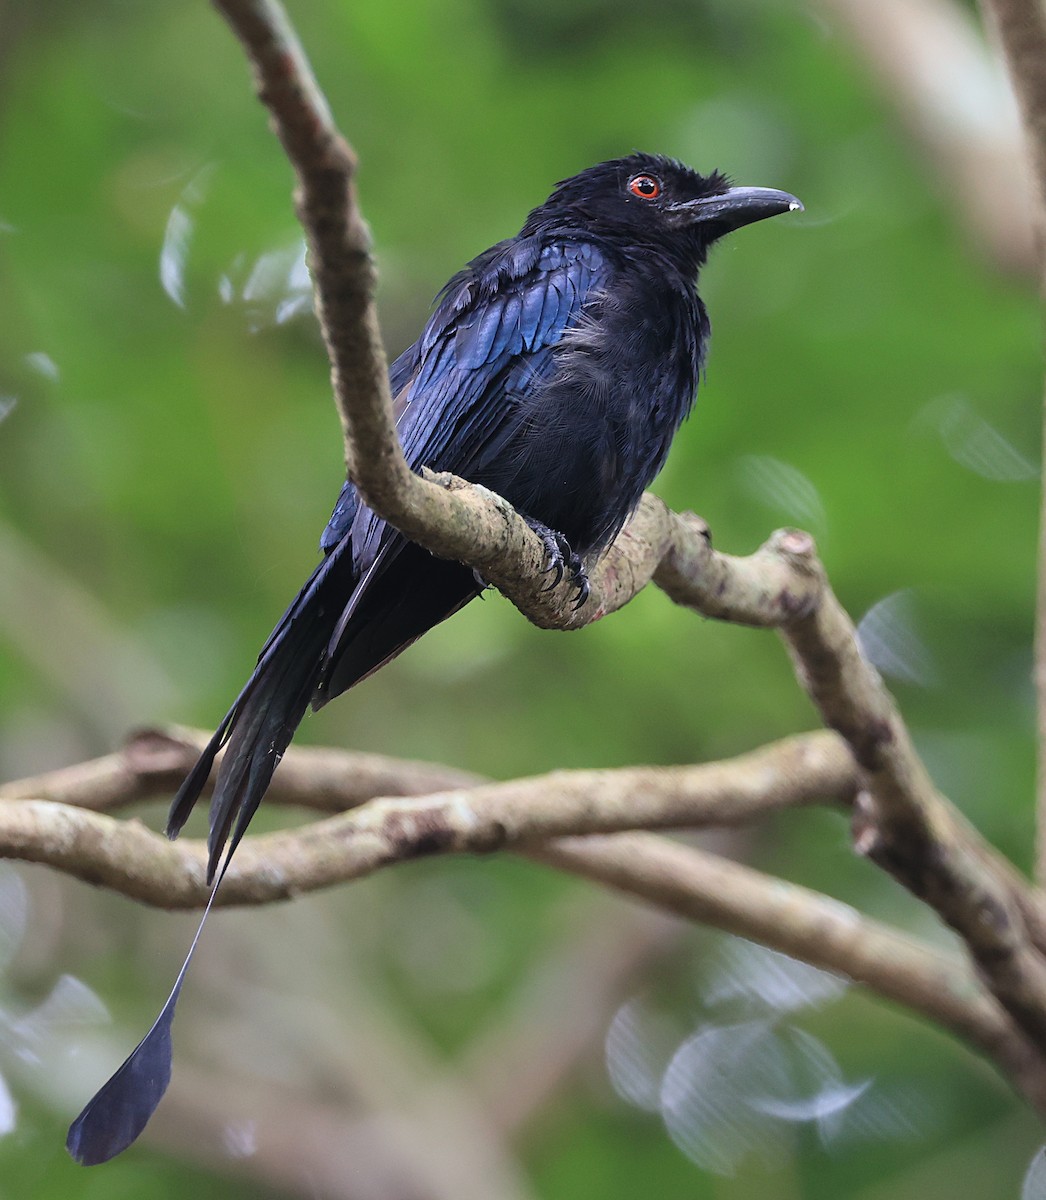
[67,152,801,1164]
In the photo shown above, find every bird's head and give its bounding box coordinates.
[524,152,801,272]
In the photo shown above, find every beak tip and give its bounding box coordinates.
[683,186,805,232]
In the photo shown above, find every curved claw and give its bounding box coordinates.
[563,547,590,609]
[571,569,591,609]
[522,516,591,609]
[542,557,565,592]
[524,517,569,592]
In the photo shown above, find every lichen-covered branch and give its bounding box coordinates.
[0,731,855,906]
[771,555,1046,1049]
[8,749,1040,1110]
[0,726,486,813]
[211,1,828,632]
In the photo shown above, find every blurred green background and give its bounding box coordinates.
[1,0,1044,1196]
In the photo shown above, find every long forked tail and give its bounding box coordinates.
[166,548,357,882]
[67,549,359,1166]
[68,538,483,1164]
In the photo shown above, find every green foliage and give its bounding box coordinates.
[0,0,1042,1195]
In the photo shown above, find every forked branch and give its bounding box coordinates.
[3,0,1046,1138]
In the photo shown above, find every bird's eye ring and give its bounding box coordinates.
[628,174,661,199]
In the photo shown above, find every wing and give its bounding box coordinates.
[397,238,608,477]
[313,237,611,703]
[321,239,609,550]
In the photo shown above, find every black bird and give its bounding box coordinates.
[67,153,800,1164]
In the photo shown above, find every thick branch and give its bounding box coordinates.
[767,540,1046,1049]
[6,769,1036,1109]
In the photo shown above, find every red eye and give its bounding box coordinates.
[628,174,661,199]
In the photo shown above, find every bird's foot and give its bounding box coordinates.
[523,517,590,609]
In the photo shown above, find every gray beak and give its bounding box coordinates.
[673,186,803,233]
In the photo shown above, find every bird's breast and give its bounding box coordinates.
[494,276,704,553]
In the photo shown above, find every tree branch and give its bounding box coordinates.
[648,517,1046,1034]
[818,0,1035,275]
[17,710,1044,1082]
[0,731,854,906]
[208,0,1046,1056]
[772,558,1046,1049]
[0,725,486,813]
[9,752,1041,1111]
[530,833,1046,1116]
[211,1,829,633]
[7,725,1046,1111]
[3,0,1042,1142]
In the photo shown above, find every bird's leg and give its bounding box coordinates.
[522,516,590,609]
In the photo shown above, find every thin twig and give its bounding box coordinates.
[978,0,1046,886]
[0,725,486,812]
